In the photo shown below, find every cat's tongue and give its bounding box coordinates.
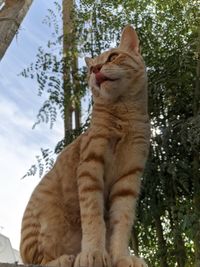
[95,72,109,86]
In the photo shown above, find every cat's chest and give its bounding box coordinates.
[104,132,131,176]
[80,127,134,172]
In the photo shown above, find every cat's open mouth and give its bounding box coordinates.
[95,72,117,87]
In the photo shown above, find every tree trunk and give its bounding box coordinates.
[154,214,169,267]
[174,228,187,267]
[62,0,74,137]
[193,152,200,267]
[63,0,81,141]
[193,27,200,267]
[0,0,33,60]
[72,54,81,130]
[168,207,186,267]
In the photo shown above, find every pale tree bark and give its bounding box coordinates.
[63,0,81,141]
[0,0,33,60]
[72,59,81,130]
[63,0,73,136]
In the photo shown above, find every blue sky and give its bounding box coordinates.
[0,0,63,250]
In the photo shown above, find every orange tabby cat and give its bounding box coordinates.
[20,25,150,267]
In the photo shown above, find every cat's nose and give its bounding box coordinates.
[91,64,102,74]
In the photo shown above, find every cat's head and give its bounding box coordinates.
[85,25,147,104]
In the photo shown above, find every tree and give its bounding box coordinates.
[0,0,33,60]
[192,26,200,267]
[20,0,199,266]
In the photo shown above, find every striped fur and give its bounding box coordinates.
[20,26,150,267]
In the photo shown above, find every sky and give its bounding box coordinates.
[0,0,63,250]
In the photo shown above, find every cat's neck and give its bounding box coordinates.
[91,92,149,130]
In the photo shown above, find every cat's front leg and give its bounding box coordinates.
[109,169,148,267]
[75,137,111,267]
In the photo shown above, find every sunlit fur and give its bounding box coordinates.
[20,26,150,267]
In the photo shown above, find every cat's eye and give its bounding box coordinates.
[108,53,119,62]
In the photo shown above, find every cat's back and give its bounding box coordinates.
[21,134,83,220]
[20,135,83,263]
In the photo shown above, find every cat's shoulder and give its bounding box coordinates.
[56,133,84,161]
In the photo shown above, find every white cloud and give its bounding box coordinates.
[0,0,63,251]
[0,94,63,250]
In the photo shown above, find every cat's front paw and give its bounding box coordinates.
[74,250,111,267]
[46,254,75,267]
[115,255,148,267]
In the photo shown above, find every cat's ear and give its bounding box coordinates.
[85,57,94,68]
[119,25,140,53]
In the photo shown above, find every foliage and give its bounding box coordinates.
[21,148,55,179]
[21,0,200,266]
